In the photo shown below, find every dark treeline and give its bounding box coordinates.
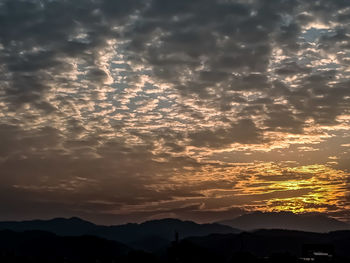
[1,229,350,263]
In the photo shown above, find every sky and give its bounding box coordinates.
[0,0,350,225]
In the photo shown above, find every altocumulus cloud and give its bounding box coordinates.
[0,0,350,224]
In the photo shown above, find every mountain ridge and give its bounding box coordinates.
[218,211,350,232]
[0,217,239,251]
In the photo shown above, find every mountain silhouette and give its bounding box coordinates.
[183,229,350,261]
[1,226,350,262]
[0,217,96,235]
[0,229,131,262]
[218,211,350,232]
[0,217,239,251]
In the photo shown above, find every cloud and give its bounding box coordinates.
[0,0,349,223]
[188,119,262,148]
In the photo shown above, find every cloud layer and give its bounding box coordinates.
[0,0,350,224]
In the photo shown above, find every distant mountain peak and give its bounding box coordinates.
[68,216,95,223]
[141,218,185,224]
[44,216,96,225]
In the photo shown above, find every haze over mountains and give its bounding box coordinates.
[218,212,350,233]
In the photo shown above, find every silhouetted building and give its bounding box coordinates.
[301,244,334,262]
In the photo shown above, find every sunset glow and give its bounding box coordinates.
[0,0,349,224]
